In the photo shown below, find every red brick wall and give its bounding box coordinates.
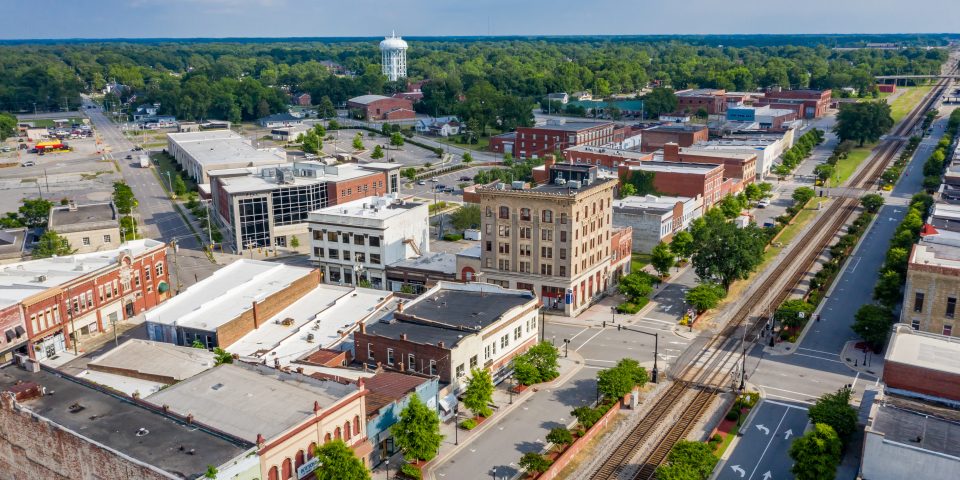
[489,135,513,154]
[539,398,622,480]
[216,269,321,348]
[883,361,960,403]
[353,332,453,382]
[677,95,726,115]
[0,395,172,480]
[514,124,616,159]
[562,149,655,169]
[0,305,25,352]
[640,128,708,152]
[348,98,414,121]
[328,172,389,206]
[677,152,756,183]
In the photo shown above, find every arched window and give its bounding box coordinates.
[335,427,342,440]
[281,458,293,480]
[295,450,305,469]
[354,415,361,436]
[520,208,531,221]
[499,206,510,219]
[324,433,332,443]
[344,421,352,440]
[308,442,317,459]
[268,466,279,480]
[542,209,553,223]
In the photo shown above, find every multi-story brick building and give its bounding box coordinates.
[676,88,728,115]
[663,143,757,182]
[489,120,617,160]
[562,144,655,169]
[755,89,832,119]
[617,161,724,208]
[476,163,619,316]
[209,161,400,252]
[354,281,540,390]
[609,226,633,281]
[640,124,709,152]
[0,239,169,362]
[901,238,960,337]
[346,95,415,121]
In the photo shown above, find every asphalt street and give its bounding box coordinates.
[716,400,809,480]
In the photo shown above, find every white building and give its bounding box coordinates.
[166,130,288,183]
[613,194,703,252]
[380,32,408,82]
[308,194,429,289]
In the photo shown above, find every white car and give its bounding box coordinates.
[417,180,426,186]
[430,178,440,182]
[757,199,771,208]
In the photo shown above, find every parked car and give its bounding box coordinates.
[430,178,440,183]
[757,199,771,208]
[417,180,426,186]
[459,175,473,181]
[20,160,35,167]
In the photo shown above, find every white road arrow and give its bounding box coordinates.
[784,429,793,440]
[762,471,773,480]
[756,424,770,435]
[730,465,745,477]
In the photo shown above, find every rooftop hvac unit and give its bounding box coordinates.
[568,180,582,189]
[554,178,567,186]
[495,183,505,190]
[511,181,524,190]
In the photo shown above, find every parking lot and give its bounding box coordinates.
[403,165,494,201]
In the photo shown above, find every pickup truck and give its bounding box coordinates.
[139,155,151,168]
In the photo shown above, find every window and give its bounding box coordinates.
[429,360,437,375]
[498,225,511,237]
[948,297,956,318]
[486,206,493,217]
[456,364,465,378]
[341,233,350,244]
[499,206,510,219]
[486,224,492,235]
[498,259,510,271]
[408,354,416,372]
[328,249,339,260]
[501,334,509,349]
[519,244,531,257]
[945,325,954,336]
[485,258,493,268]
[369,236,381,247]
[914,292,925,312]
[314,247,324,258]
[370,254,381,265]
[367,343,374,360]
[541,247,553,259]
[559,266,566,276]
[560,231,567,242]
[355,252,366,263]
[156,262,164,277]
[386,348,395,365]
[911,319,920,330]
[354,235,365,246]
[103,234,112,243]
[514,326,522,340]
[560,213,568,224]
[520,208,531,221]
[540,264,553,275]
[144,268,151,281]
[519,261,531,273]
[499,242,510,254]
[326,232,337,242]
[542,210,553,223]
[485,345,491,360]
[82,237,90,246]
[560,248,567,260]
[520,227,531,239]
[470,355,478,369]
[541,229,553,241]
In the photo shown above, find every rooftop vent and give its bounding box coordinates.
[568,180,582,189]
[210,383,224,391]
[554,178,567,186]
[136,428,150,437]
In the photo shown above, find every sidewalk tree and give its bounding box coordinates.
[814,163,835,183]
[685,282,726,313]
[670,230,694,261]
[618,272,653,302]
[513,341,560,386]
[744,183,762,202]
[690,210,766,290]
[571,405,603,430]
[873,270,903,308]
[463,368,494,418]
[546,427,573,452]
[774,299,814,329]
[792,186,815,206]
[789,423,842,480]
[352,132,365,150]
[173,175,187,196]
[518,452,552,476]
[32,230,72,259]
[651,242,675,277]
[809,387,858,445]
[860,193,884,213]
[462,151,473,163]
[313,440,371,480]
[597,358,648,401]
[392,394,443,461]
[113,182,136,215]
[853,304,894,351]
[719,194,746,219]
[655,440,718,480]
[834,101,894,146]
[371,145,385,159]
[390,132,405,148]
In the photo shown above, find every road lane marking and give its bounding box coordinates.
[797,347,839,357]
[763,399,810,411]
[759,385,821,399]
[748,408,790,480]
[575,329,606,352]
[792,352,843,364]
[567,327,590,342]
[851,371,860,391]
[585,359,617,363]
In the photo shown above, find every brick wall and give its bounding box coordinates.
[0,394,172,480]
[328,172,389,206]
[216,270,321,348]
[353,331,453,382]
[640,128,708,152]
[883,361,960,403]
[538,399,622,480]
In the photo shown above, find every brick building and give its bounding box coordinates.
[354,282,540,391]
[208,161,400,252]
[489,120,617,160]
[900,238,960,337]
[640,124,709,152]
[613,195,703,252]
[609,226,633,280]
[562,144,655,169]
[663,143,758,183]
[883,325,960,404]
[676,88,728,115]
[618,161,724,208]
[755,89,832,119]
[0,239,169,362]
[347,95,415,121]
[476,163,620,316]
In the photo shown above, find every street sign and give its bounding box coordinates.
[297,457,319,479]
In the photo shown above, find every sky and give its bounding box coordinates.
[2,0,958,39]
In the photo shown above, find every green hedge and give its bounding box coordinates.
[616,298,649,314]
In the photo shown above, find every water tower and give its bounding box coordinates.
[380,31,408,82]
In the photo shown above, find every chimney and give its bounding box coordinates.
[358,322,366,334]
[437,341,445,348]
[544,154,556,168]
[400,333,408,341]
[313,401,321,414]
[67,200,78,212]
[296,367,304,374]
[398,361,405,372]
[252,301,260,329]
[664,143,680,161]
[397,301,403,314]
[186,414,194,424]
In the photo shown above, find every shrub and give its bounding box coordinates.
[442,233,463,241]
[459,418,477,430]
[399,463,422,480]
[616,298,648,314]
[726,410,739,421]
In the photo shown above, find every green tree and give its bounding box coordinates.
[642,87,678,117]
[173,175,187,196]
[809,387,858,445]
[401,167,417,181]
[571,405,603,429]
[462,152,473,163]
[17,198,54,228]
[515,341,560,385]
[789,423,842,480]
[744,183,763,202]
[655,440,719,480]
[597,358,648,400]
[317,96,337,119]
[112,182,137,215]
[0,212,23,229]
[774,299,814,329]
[203,465,218,479]
[651,242,676,277]
[463,368,494,418]
[670,231,694,260]
[449,204,480,230]
[313,440,371,480]
[719,194,745,219]
[853,304,894,351]
[690,211,767,290]
[352,132,365,150]
[618,272,653,302]
[32,230,72,259]
[860,193,884,213]
[620,183,637,198]
[370,145,385,159]
[834,101,894,146]
[814,163,835,183]
[873,269,904,308]
[792,186,815,206]
[392,394,443,461]
[518,452,552,475]
[191,339,205,349]
[390,132,405,148]
[685,283,726,313]
[546,427,573,452]
[290,236,300,248]
[0,112,16,141]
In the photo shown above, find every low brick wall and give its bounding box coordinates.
[537,399,623,480]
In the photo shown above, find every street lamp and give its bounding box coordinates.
[563,338,570,358]
[604,322,659,383]
[385,460,390,480]
[610,306,616,325]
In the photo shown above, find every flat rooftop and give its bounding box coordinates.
[348,94,393,105]
[146,362,359,442]
[0,364,252,477]
[167,130,287,167]
[565,145,654,161]
[87,339,217,383]
[48,202,117,233]
[643,124,708,133]
[677,88,724,96]
[0,228,26,260]
[310,194,424,222]
[626,160,720,175]
[143,259,315,330]
[388,252,457,275]
[909,242,960,270]
[886,326,960,376]
[215,162,396,195]
[227,285,390,366]
[527,121,613,132]
[0,239,163,309]
[615,195,692,212]
[870,399,960,458]
[679,147,757,161]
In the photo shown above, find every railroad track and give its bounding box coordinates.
[587,69,956,480]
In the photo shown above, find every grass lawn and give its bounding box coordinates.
[828,145,873,187]
[436,135,492,152]
[889,85,933,124]
[151,151,197,192]
[23,117,84,128]
[761,199,825,266]
[631,253,651,272]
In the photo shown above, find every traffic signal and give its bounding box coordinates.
[602,321,606,328]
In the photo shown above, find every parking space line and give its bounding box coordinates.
[792,352,843,364]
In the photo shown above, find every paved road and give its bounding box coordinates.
[716,400,809,480]
[81,98,220,289]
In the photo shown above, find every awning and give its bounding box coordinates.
[439,393,457,413]
[157,281,170,293]
[4,330,13,342]
[14,326,25,337]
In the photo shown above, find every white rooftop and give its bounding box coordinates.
[167,130,287,167]
[615,194,693,210]
[910,242,960,270]
[214,162,394,195]
[87,339,217,382]
[565,144,653,161]
[309,194,426,222]
[627,161,720,175]
[0,239,164,309]
[143,260,315,330]
[227,285,391,366]
[349,94,394,105]
[931,202,960,221]
[886,325,960,376]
